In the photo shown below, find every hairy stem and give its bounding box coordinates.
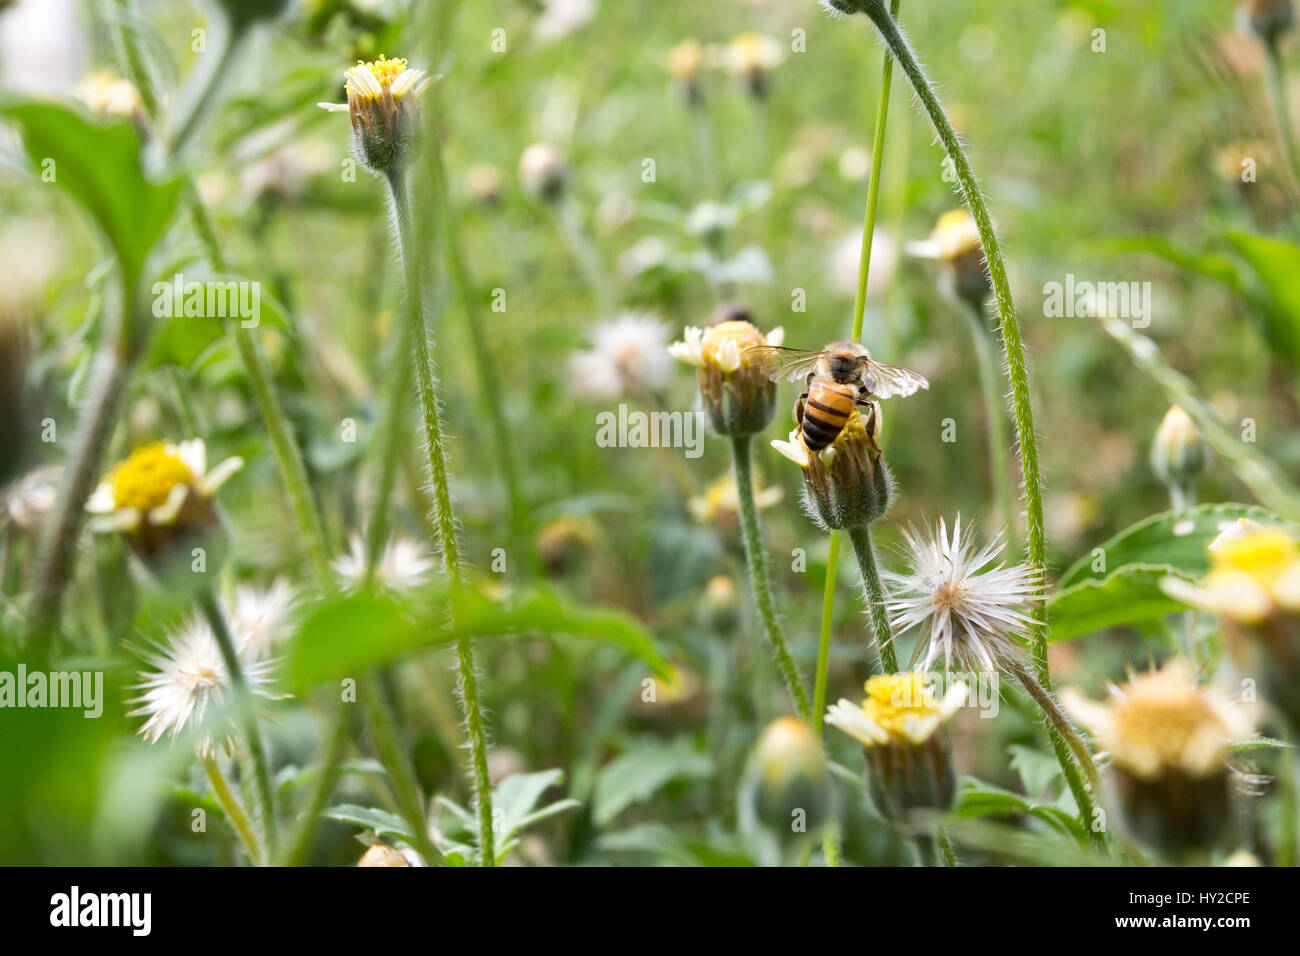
[385,166,495,866]
[729,434,810,721]
[198,586,277,859]
[847,524,899,673]
[863,0,1049,681]
[201,751,264,866]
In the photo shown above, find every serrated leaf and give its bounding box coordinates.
[1050,564,1192,641]
[1058,503,1285,588]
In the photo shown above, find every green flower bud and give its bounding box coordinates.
[1151,405,1207,489]
[750,717,830,837]
[1240,0,1295,45]
[318,56,431,175]
[774,403,891,530]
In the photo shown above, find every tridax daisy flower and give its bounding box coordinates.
[4,465,60,531]
[86,439,242,561]
[228,578,297,660]
[885,516,1043,675]
[568,313,672,401]
[723,32,785,96]
[130,616,278,751]
[826,672,967,821]
[519,142,567,201]
[1161,525,1300,624]
[688,471,781,535]
[1162,523,1300,734]
[533,0,597,42]
[771,402,890,531]
[908,209,989,308]
[828,228,898,301]
[76,71,143,121]
[750,717,829,835]
[669,311,784,436]
[1062,661,1253,858]
[667,38,705,100]
[318,55,433,174]
[334,535,436,594]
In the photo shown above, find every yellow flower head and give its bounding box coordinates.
[319,54,432,173]
[1162,525,1300,623]
[826,672,967,748]
[667,38,705,85]
[87,439,242,540]
[1063,662,1252,780]
[688,471,781,527]
[931,209,982,262]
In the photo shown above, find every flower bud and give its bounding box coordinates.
[667,39,705,103]
[1151,405,1207,489]
[318,56,431,175]
[1063,662,1252,860]
[750,717,830,836]
[669,312,782,436]
[216,0,291,30]
[820,0,871,16]
[1239,0,1295,45]
[826,673,965,825]
[773,403,891,530]
[357,844,413,867]
[519,142,567,202]
[701,573,741,633]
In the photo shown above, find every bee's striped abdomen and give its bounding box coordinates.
[800,381,856,451]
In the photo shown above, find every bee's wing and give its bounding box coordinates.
[745,345,824,383]
[865,359,929,399]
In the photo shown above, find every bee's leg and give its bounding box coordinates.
[794,392,808,425]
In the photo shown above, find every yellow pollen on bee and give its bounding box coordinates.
[860,673,939,738]
[108,443,195,514]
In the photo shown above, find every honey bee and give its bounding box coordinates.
[747,340,929,451]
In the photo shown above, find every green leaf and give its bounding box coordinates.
[286,583,671,691]
[1050,564,1191,641]
[1058,503,1284,588]
[322,804,416,843]
[1,101,182,287]
[1225,230,1300,365]
[146,273,292,370]
[592,737,712,826]
[953,778,1084,839]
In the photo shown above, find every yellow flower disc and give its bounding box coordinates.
[108,443,195,514]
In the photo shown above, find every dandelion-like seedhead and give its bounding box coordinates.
[318,55,432,174]
[228,578,297,660]
[568,313,672,400]
[884,516,1042,675]
[335,535,437,594]
[670,314,782,436]
[130,615,278,752]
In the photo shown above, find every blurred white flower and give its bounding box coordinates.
[519,142,567,200]
[130,617,278,750]
[534,0,597,42]
[4,465,60,531]
[76,71,142,119]
[335,535,437,593]
[829,227,898,300]
[884,516,1043,674]
[228,579,297,660]
[569,313,672,400]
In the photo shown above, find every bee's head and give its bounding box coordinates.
[826,341,871,382]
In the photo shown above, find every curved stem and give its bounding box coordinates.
[384,167,496,866]
[281,701,350,866]
[847,524,899,673]
[198,586,277,859]
[730,434,811,720]
[964,300,1015,538]
[863,0,1049,682]
[201,751,263,866]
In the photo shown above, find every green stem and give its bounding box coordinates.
[964,300,1015,538]
[937,826,956,866]
[814,0,901,724]
[201,751,264,866]
[198,586,277,859]
[812,532,843,736]
[109,0,160,119]
[384,166,495,866]
[169,20,246,158]
[847,524,899,673]
[359,674,441,864]
[863,0,1049,682]
[1265,38,1300,193]
[281,701,350,866]
[729,434,811,721]
[426,133,524,534]
[912,831,940,866]
[554,199,616,315]
[821,821,842,868]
